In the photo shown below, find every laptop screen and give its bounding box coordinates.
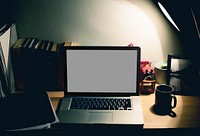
[65,46,140,95]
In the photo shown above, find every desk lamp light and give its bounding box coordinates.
[157,2,180,32]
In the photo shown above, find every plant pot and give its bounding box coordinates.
[154,62,167,84]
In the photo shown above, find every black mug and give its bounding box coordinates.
[154,85,177,115]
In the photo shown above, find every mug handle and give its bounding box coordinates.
[171,94,177,108]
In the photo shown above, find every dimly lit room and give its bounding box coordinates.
[0,0,200,135]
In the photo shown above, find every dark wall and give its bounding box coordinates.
[153,0,200,59]
[0,0,14,27]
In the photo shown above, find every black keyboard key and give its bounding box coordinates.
[70,97,132,110]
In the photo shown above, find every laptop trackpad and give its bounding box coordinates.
[88,112,113,123]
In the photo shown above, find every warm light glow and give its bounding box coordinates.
[158,2,180,31]
[15,0,182,65]
[81,0,164,65]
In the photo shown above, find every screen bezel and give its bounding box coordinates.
[64,46,141,96]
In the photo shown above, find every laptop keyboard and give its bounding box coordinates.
[70,97,132,110]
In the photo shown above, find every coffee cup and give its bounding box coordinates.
[154,84,177,115]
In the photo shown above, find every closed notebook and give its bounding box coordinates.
[0,92,59,131]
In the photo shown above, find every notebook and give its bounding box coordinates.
[57,46,144,126]
[0,92,59,131]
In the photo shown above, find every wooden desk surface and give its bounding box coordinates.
[48,92,200,129]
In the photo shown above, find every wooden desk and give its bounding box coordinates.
[140,94,200,129]
[48,92,200,129]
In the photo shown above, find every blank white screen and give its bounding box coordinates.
[67,50,138,93]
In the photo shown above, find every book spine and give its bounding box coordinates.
[44,41,59,91]
[57,43,65,90]
[42,42,64,91]
[22,38,41,91]
[11,39,26,91]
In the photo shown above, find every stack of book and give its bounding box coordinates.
[1,26,59,130]
[11,38,65,92]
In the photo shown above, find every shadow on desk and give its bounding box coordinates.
[150,105,177,118]
[1,124,143,136]
[2,127,200,136]
[53,123,143,134]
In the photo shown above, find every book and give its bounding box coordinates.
[8,23,18,93]
[57,43,65,90]
[35,41,64,91]
[0,23,18,93]
[0,92,59,131]
[30,40,52,91]
[21,38,40,91]
[64,41,80,47]
[1,39,59,130]
[45,43,64,90]
[11,39,26,91]
[11,39,65,92]
[22,38,32,48]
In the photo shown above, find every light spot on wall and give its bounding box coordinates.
[13,0,182,65]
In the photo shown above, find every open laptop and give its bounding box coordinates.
[57,46,144,126]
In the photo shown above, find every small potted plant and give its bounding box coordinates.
[154,62,167,84]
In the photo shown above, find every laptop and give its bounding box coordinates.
[57,46,144,126]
